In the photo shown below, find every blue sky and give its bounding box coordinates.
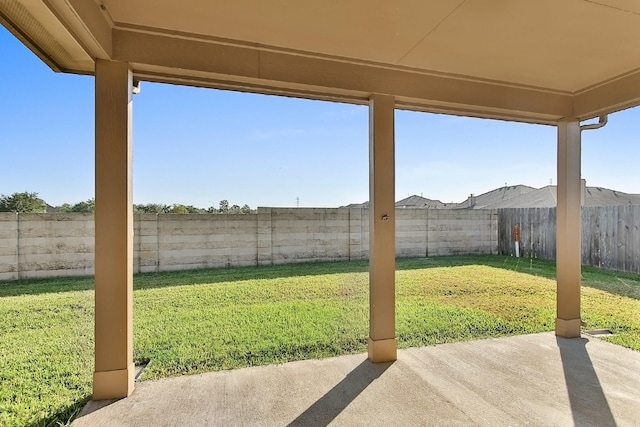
[1,26,639,209]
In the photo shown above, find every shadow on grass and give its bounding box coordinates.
[26,395,91,427]
[2,255,638,299]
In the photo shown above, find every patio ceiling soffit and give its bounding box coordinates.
[2,0,640,124]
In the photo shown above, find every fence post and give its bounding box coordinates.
[257,207,272,265]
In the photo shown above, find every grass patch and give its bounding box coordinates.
[0,255,639,426]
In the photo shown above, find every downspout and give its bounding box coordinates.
[579,115,608,204]
[580,115,608,132]
[575,115,608,262]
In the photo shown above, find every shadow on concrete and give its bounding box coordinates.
[72,397,121,422]
[287,359,392,426]
[556,337,617,427]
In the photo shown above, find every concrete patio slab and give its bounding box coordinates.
[73,333,640,426]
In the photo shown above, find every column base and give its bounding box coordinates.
[93,363,135,400]
[368,337,397,362]
[555,318,582,338]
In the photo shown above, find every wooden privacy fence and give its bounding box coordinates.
[498,206,640,273]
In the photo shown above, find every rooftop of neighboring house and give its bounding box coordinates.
[343,195,449,209]
[345,182,640,209]
[453,185,537,209]
[456,182,640,209]
[395,195,448,209]
[584,186,640,206]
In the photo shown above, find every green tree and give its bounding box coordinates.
[134,203,170,214]
[0,192,47,213]
[131,201,253,214]
[185,205,206,214]
[70,198,95,212]
[57,203,73,213]
[168,204,189,214]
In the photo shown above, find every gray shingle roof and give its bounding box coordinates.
[584,186,640,206]
[395,195,447,209]
[343,195,448,209]
[453,185,536,209]
[458,185,640,209]
[344,185,640,209]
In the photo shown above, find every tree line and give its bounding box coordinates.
[0,192,255,214]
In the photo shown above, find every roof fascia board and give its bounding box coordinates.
[0,0,96,72]
[44,0,112,60]
[130,69,562,125]
[573,69,640,120]
[113,28,572,124]
[0,9,62,72]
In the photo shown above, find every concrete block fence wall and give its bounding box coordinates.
[0,208,498,280]
[0,213,95,280]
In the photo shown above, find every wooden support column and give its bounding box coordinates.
[556,120,582,338]
[368,94,397,362]
[93,59,135,400]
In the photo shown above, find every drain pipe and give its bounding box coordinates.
[576,115,607,208]
[580,115,608,132]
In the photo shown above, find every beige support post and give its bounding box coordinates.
[368,94,397,362]
[93,59,135,400]
[556,120,582,338]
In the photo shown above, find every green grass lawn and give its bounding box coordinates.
[1,255,639,426]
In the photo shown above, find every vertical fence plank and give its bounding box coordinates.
[497,206,639,273]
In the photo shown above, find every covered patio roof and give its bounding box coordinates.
[2,0,638,404]
[2,0,640,124]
